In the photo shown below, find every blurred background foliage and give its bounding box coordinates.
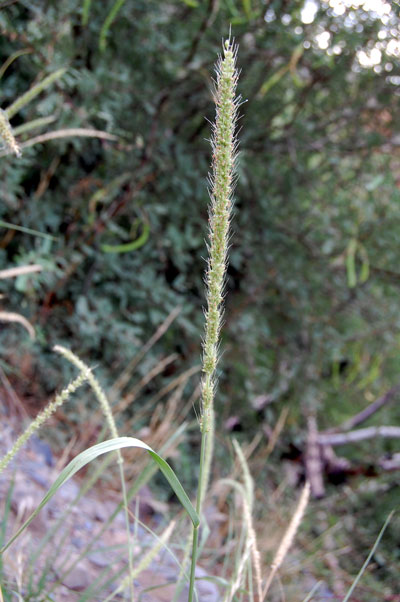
[1,0,400,590]
[2,0,400,452]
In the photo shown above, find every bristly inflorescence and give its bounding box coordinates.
[0,369,89,475]
[0,109,21,158]
[201,37,240,433]
[186,37,240,602]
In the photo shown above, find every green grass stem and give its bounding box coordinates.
[343,511,394,602]
[99,0,126,52]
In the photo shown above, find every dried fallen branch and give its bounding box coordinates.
[321,445,352,474]
[379,453,400,471]
[318,426,400,447]
[305,414,325,498]
[0,264,43,279]
[293,394,400,497]
[332,385,400,432]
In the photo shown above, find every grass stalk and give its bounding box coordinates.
[0,220,58,241]
[12,115,57,136]
[0,49,31,80]
[53,345,135,602]
[99,0,127,51]
[82,0,92,25]
[343,510,394,602]
[188,36,239,602]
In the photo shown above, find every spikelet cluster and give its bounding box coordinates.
[54,345,118,438]
[201,38,239,433]
[0,109,21,157]
[262,481,311,598]
[0,370,89,475]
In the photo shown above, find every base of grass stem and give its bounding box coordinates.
[188,427,209,602]
[188,525,200,602]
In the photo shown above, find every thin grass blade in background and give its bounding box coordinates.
[343,511,394,602]
[232,440,262,601]
[0,221,58,241]
[103,520,177,602]
[0,312,35,339]
[263,481,311,599]
[1,437,199,554]
[101,219,150,253]
[99,0,126,51]
[0,129,119,158]
[5,68,66,119]
[0,48,32,80]
[82,0,92,25]
[12,115,57,137]
[301,581,322,602]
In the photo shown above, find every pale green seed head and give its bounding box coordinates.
[0,109,21,157]
[200,38,239,430]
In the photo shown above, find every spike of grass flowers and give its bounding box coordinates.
[0,109,21,157]
[0,370,89,475]
[188,37,240,602]
[262,481,311,598]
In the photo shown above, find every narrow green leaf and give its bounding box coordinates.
[88,172,130,222]
[0,477,14,551]
[5,69,67,119]
[259,65,288,97]
[366,174,384,191]
[301,581,322,602]
[82,0,92,25]
[343,511,394,602]
[0,437,199,554]
[358,242,370,284]
[0,49,31,80]
[0,220,58,241]
[101,220,150,253]
[242,0,251,18]
[260,44,304,97]
[13,115,57,137]
[346,238,357,288]
[99,0,126,52]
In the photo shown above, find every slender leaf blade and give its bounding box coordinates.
[0,437,199,553]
